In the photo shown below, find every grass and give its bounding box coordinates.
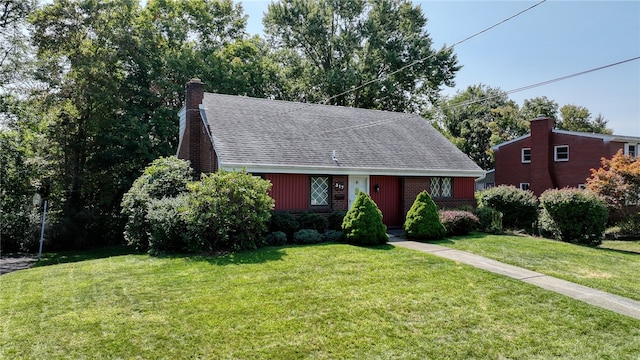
[1,243,639,359]
[435,233,640,301]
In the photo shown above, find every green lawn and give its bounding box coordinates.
[435,233,640,301]
[1,243,638,359]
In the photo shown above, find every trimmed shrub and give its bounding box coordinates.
[269,211,299,241]
[323,230,343,243]
[404,190,446,240]
[293,229,324,244]
[328,210,347,231]
[298,212,328,232]
[185,170,274,252]
[475,207,503,234]
[342,191,388,245]
[439,210,479,236]
[539,188,608,246]
[146,195,190,253]
[476,185,538,232]
[121,156,193,251]
[264,231,288,246]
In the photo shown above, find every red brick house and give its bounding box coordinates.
[177,78,483,227]
[493,116,640,196]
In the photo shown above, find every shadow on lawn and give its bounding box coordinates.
[35,245,136,267]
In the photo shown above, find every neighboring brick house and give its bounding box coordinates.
[493,116,640,196]
[177,78,483,227]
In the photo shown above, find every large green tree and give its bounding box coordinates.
[263,0,459,112]
[27,0,276,248]
[439,84,527,170]
[520,96,559,121]
[557,104,612,134]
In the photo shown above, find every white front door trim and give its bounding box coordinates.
[348,175,370,208]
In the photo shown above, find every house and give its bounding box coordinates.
[177,78,484,227]
[475,169,495,191]
[492,116,640,196]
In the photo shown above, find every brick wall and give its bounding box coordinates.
[331,175,348,211]
[403,177,429,214]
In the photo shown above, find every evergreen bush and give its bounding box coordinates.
[323,230,343,242]
[341,191,388,245]
[327,210,347,231]
[539,188,608,246]
[269,211,299,241]
[439,210,479,236]
[475,206,503,234]
[298,212,328,232]
[404,190,446,240]
[293,229,324,244]
[264,231,288,246]
[476,185,538,232]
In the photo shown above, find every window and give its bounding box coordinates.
[625,143,638,157]
[310,176,329,206]
[521,148,531,163]
[431,177,452,197]
[554,145,569,161]
[520,183,530,191]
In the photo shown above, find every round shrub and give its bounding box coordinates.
[327,210,347,231]
[342,191,388,245]
[269,211,299,242]
[298,212,328,232]
[404,190,446,240]
[475,206,503,234]
[146,195,190,253]
[439,210,479,236]
[476,185,538,232]
[293,229,324,244]
[185,170,274,252]
[323,230,343,243]
[264,231,288,246]
[539,188,608,246]
[121,156,193,251]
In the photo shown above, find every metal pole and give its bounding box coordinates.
[38,199,47,259]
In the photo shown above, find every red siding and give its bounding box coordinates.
[370,176,403,227]
[266,174,309,210]
[453,177,475,199]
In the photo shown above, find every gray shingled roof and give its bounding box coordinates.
[200,93,483,176]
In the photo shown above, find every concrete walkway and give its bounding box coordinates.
[388,237,640,320]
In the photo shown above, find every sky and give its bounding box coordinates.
[240,0,640,136]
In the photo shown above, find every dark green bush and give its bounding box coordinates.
[323,230,343,242]
[298,212,328,232]
[185,170,274,251]
[293,229,324,244]
[475,207,503,234]
[269,211,299,241]
[327,210,347,231]
[539,188,608,246]
[618,212,640,236]
[439,210,479,236]
[121,156,193,251]
[404,190,446,240]
[342,191,388,245]
[476,185,538,232]
[264,231,287,246]
[146,195,190,253]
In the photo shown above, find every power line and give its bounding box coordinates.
[445,56,640,111]
[273,0,546,118]
[323,0,547,105]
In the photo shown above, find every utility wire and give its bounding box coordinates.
[445,56,640,111]
[273,0,546,117]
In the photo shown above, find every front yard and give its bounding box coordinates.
[1,240,638,359]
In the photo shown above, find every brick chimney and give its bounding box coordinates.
[529,116,555,195]
[185,78,205,174]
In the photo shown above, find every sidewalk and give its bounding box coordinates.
[388,236,640,320]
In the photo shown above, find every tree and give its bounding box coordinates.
[439,84,527,169]
[404,190,446,240]
[263,0,459,112]
[520,96,559,121]
[341,191,388,245]
[557,104,612,134]
[0,0,36,88]
[586,150,640,218]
